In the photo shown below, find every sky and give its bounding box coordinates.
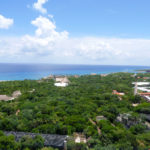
[0,0,150,65]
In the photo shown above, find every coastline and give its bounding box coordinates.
[0,64,149,81]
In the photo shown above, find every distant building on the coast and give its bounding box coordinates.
[54,76,70,87]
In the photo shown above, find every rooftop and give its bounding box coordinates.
[4,131,67,148]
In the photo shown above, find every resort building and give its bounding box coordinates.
[139,93,150,102]
[133,82,150,102]
[54,76,70,87]
[132,82,150,86]
[139,93,150,96]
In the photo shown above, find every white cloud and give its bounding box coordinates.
[0,14,13,29]
[0,15,150,65]
[21,16,68,56]
[33,0,48,14]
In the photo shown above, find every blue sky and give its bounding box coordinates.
[1,0,150,38]
[0,0,150,65]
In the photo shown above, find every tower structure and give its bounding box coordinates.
[134,82,138,96]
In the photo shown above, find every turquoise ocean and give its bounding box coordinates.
[0,63,149,80]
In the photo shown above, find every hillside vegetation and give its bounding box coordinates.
[0,73,150,149]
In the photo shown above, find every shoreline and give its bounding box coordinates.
[0,64,149,81]
[0,71,138,82]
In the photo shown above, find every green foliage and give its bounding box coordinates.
[129,95,142,103]
[135,103,150,114]
[41,148,58,150]
[137,132,150,149]
[20,135,44,150]
[67,140,87,150]
[0,73,149,149]
[130,124,147,135]
[0,132,20,150]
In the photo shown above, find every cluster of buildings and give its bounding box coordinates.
[42,75,70,87]
[133,82,150,102]
[43,73,109,88]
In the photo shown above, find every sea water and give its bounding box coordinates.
[0,63,149,80]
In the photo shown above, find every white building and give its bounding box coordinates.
[133,82,150,102]
[54,76,70,87]
[54,82,69,87]
[132,82,150,93]
[132,82,150,86]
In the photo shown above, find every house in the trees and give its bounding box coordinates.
[54,76,70,87]
[112,90,125,96]
[74,133,87,143]
[4,131,68,149]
